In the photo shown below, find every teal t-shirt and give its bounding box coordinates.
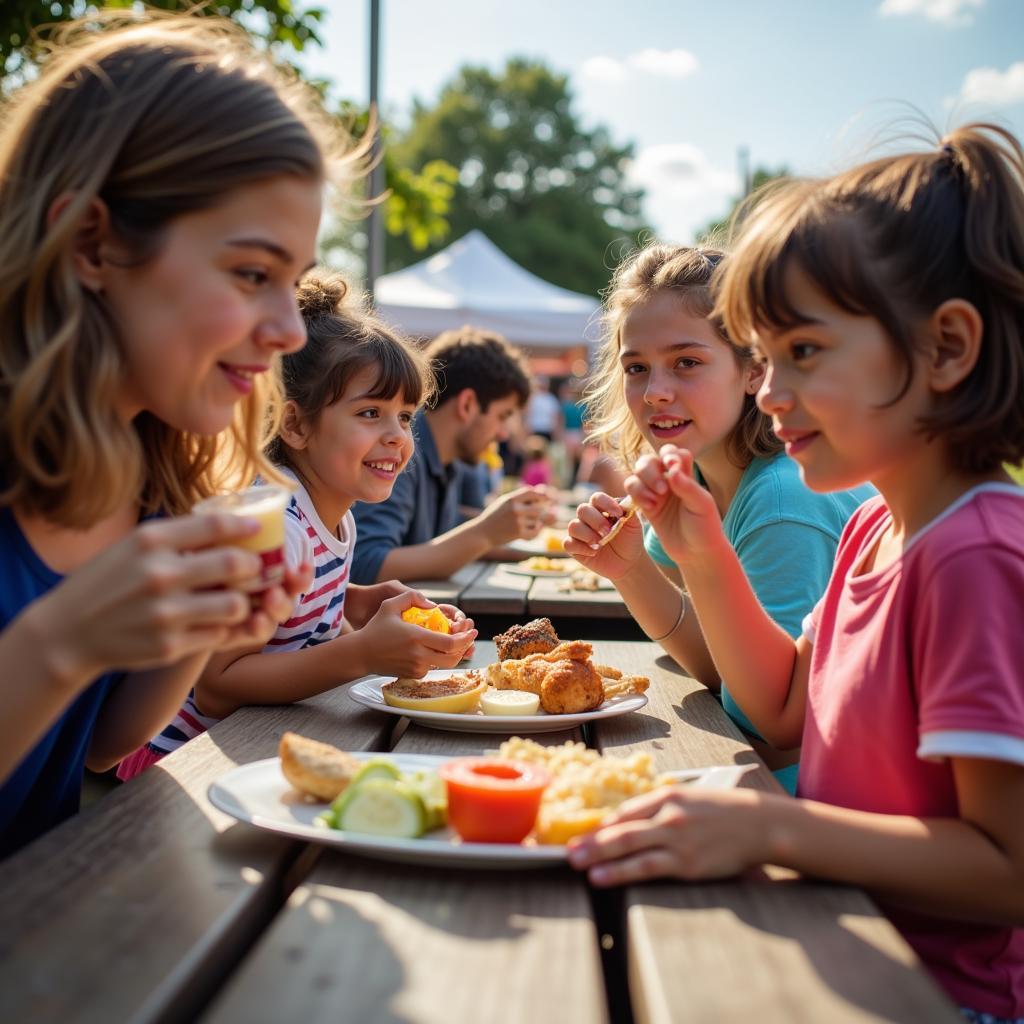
[644,452,873,794]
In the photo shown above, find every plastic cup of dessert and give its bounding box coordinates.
[193,484,291,594]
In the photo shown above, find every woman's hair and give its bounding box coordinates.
[716,122,1024,474]
[587,244,782,470]
[267,272,434,467]
[0,12,361,526]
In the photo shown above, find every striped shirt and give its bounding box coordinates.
[270,480,355,651]
[143,477,355,757]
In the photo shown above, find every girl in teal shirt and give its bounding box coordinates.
[566,244,871,791]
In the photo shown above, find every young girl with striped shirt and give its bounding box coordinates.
[118,274,477,778]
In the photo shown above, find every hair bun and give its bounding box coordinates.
[296,272,349,319]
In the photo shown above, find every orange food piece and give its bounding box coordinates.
[439,757,550,843]
[401,606,451,634]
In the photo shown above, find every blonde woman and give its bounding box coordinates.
[0,13,358,856]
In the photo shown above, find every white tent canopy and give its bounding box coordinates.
[375,230,601,349]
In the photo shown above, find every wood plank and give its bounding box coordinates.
[413,561,490,608]
[628,886,960,1023]
[528,573,632,619]
[576,644,958,1023]
[203,643,607,1024]
[457,563,531,616]
[204,860,609,1024]
[0,697,390,1024]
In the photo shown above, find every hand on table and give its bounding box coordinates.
[358,591,478,678]
[478,485,556,545]
[625,446,725,570]
[563,491,644,581]
[567,785,772,887]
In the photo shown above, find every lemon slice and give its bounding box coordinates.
[480,689,541,716]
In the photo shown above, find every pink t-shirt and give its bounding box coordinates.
[801,484,1024,1017]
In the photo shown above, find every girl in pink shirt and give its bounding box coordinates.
[567,124,1024,1022]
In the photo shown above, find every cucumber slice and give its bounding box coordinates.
[407,770,447,831]
[352,758,402,786]
[334,779,426,838]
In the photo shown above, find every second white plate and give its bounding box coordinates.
[347,670,648,733]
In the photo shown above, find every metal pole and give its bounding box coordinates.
[366,0,384,299]
[738,144,752,197]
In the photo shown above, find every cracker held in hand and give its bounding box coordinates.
[596,496,636,548]
[279,732,361,801]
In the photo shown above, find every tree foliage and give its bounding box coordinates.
[1,0,325,81]
[386,58,651,297]
[0,2,457,260]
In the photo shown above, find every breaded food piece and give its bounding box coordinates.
[596,496,636,548]
[594,664,622,680]
[602,674,650,699]
[493,617,560,660]
[539,658,605,714]
[279,732,361,801]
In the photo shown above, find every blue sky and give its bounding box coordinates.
[299,0,1024,246]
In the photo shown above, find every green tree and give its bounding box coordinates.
[1,0,325,81]
[0,3,457,263]
[386,58,650,297]
[696,165,791,245]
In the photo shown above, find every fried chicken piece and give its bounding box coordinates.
[538,658,605,714]
[529,640,593,664]
[602,674,650,699]
[486,640,604,714]
[493,617,560,660]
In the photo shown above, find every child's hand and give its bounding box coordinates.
[39,513,295,683]
[563,492,644,581]
[359,591,478,679]
[437,603,476,661]
[344,580,409,629]
[479,486,555,545]
[566,785,772,887]
[626,446,724,570]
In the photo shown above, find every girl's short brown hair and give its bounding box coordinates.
[0,13,361,526]
[716,122,1024,474]
[267,273,434,467]
[586,243,782,471]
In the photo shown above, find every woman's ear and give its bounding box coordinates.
[48,194,112,293]
[927,299,983,393]
[278,400,310,450]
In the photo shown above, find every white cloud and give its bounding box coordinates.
[580,56,627,83]
[628,49,700,78]
[951,61,1024,108]
[627,143,740,243]
[878,0,983,27]
[581,48,699,83]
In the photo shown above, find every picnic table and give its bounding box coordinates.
[0,641,959,1023]
[417,560,637,624]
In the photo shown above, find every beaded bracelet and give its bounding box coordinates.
[647,593,686,643]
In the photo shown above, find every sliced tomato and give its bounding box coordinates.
[438,757,550,844]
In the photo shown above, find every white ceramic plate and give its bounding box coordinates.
[504,561,577,578]
[208,753,756,869]
[347,670,648,733]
